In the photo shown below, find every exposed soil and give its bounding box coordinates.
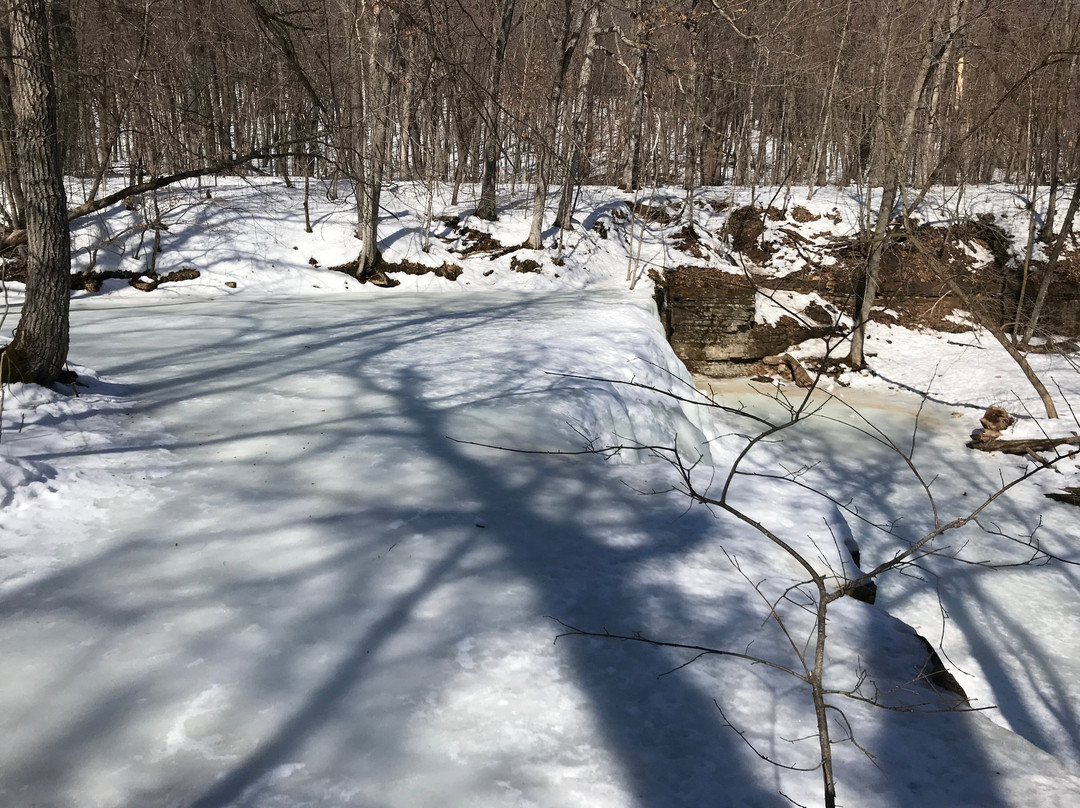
[383,257,462,281]
[721,205,773,264]
[1055,249,1080,283]
[632,201,679,225]
[756,217,1027,333]
[326,257,399,287]
[328,252,462,285]
[510,257,541,274]
[696,198,729,214]
[656,213,1073,379]
[803,300,836,326]
[1,255,27,284]
[454,227,506,256]
[671,224,707,258]
[661,264,752,290]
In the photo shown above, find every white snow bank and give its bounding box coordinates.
[755,288,848,329]
[1,179,1079,807]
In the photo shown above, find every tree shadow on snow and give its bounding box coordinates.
[0,294,1035,807]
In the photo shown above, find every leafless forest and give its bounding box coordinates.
[1,0,1079,386]
[4,0,1079,217]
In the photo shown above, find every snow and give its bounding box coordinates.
[755,289,848,329]
[1,178,1080,807]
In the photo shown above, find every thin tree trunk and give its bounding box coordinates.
[681,1,704,217]
[849,182,896,368]
[807,0,853,192]
[907,231,1058,418]
[527,0,586,249]
[850,0,967,369]
[1022,174,1080,345]
[357,0,395,276]
[303,147,313,233]
[0,19,27,230]
[617,13,648,192]
[556,2,600,230]
[475,0,517,221]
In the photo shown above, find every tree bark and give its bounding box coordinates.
[555,2,600,230]
[849,183,896,369]
[526,0,585,250]
[617,7,649,192]
[475,0,518,222]
[356,1,395,277]
[849,0,967,369]
[1,0,70,386]
[0,17,27,230]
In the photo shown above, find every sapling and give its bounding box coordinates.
[459,340,1077,807]
[551,366,1075,807]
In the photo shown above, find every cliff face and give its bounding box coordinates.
[657,211,1080,377]
[656,268,835,377]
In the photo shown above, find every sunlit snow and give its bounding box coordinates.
[1,179,1079,807]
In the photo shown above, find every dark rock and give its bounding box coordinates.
[659,266,834,377]
[980,405,1014,434]
[913,634,969,702]
[1046,487,1080,507]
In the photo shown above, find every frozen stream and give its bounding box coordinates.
[1,290,1079,807]
[694,372,1080,770]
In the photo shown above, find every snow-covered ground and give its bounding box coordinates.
[1,179,1079,807]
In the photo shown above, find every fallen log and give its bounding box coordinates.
[1045,487,1080,507]
[967,435,1080,454]
[2,148,298,250]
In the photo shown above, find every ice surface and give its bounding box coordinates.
[1,180,1079,807]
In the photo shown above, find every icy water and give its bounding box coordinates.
[695,372,1080,771]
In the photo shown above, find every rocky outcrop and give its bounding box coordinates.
[655,266,834,377]
[657,213,1080,377]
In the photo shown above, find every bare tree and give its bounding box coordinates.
[849,0,969,370]
[554,0,600,230]
[0,0,70,386]
[525,0,591,249]
[475,0,518,221]
[355,0,398,277]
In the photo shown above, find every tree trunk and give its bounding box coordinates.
[527,0,585,250]
[617,13,649,192]
[681,1,704,215]
[1022,174,1080,345]
[556,2,600,230]
[0,18,27,230]
[849,0,967,369]
[807,0,853,191]
[475,0,517,221]
[1,0,70,387]
[357,2,395,277]
[849,182,896,369]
